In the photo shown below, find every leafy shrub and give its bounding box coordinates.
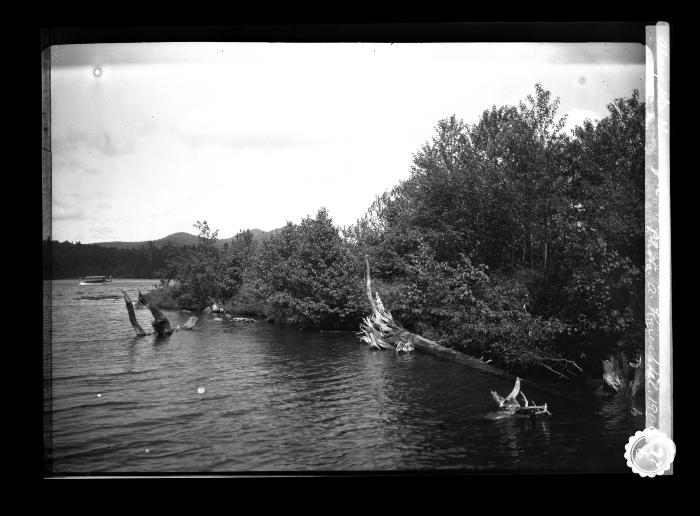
[141,285,180,310]
[251,209,368,330]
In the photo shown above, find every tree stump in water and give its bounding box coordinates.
[602,353,644,398]
[123,291,147,337]
[137,291,174,338]
[491,377,551,417]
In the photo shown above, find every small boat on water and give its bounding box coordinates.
[79,275,112,285]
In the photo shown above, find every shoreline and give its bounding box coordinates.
[147,286,609,409]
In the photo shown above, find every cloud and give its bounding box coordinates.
[53,128,136,156]
[53,203,85,220]
[54,157,103,177]
[49,42,645,242]
[171,124,317,151]
[88,226,117,237]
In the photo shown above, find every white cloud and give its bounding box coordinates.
[53,205,84,220]
[50,43,645,243]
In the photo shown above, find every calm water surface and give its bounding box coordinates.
[45,279,640,473]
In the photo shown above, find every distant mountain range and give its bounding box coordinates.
[92,228,284,250]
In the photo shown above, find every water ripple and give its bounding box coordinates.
[46,279,637,474]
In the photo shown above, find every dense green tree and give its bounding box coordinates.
[164,220,224,309]
[344,84,643,375]
[218,230,257,300]
[252,208,366,329]
[552,90,646,361]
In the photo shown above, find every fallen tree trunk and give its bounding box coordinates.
[123,291,147,337]
[138,290,174,337]
[358,257,417,354]
[359,257,597,410]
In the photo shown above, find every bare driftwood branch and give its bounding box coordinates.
[358,256,416,353]
[506,377,521,401]
[123,291,147,337]
[365,257,379,315]
[182,316,198,330]
[520,391,529,407]
[505,348,583,379]
[492,378,551,416]
[515,404,550,416]
[491,390,506,406]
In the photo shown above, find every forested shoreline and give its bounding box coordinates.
[50,85,645,381]
[43,239,190,280]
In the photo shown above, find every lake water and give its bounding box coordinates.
[44,279,641,474]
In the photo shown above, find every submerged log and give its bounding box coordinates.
[138,291,174,338]
[123,291,147,337]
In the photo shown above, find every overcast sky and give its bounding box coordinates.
[50,42,645,243]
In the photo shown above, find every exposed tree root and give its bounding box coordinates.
[357,257,416,353]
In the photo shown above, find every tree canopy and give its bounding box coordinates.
[47,84,645,379]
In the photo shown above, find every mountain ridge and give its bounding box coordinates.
[91,228,284,250]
